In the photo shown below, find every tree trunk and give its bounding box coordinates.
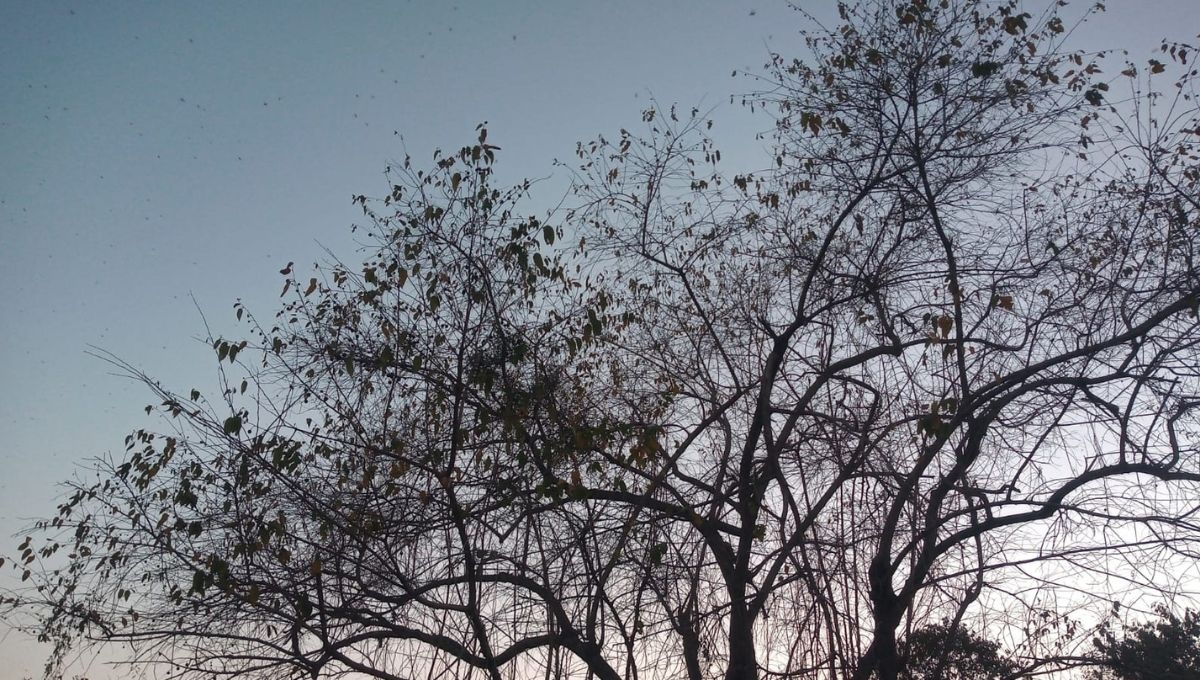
[724,603,758,680]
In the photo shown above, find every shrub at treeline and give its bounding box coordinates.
[3,1,1200,679]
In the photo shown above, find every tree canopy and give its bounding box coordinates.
[902,621,1016,680]
[1090,606,1200,680]
[4,1,1200,679]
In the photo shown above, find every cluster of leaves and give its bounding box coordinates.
[1090,606,1200,680]
[901,621,1017,680]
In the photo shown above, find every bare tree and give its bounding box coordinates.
[4,2,1200,680]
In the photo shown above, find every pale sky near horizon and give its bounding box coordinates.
[1,1,1197,678]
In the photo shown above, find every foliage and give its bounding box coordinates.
[1090,606,1200,680]
[902,622,1016,680]
[4,1,1200,680]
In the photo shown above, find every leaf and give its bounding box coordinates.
[543,224,555,245]
[938,315,954,338]
[378,345,394,367]
[1084,88,1104,106]
[971,61,1001,78]
[223,415,243,435]
[304,278,318,296]
[1002,13,1029,35]
[649,543,668,564]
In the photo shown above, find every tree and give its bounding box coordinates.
[4,1,1200,679]
[1090,606,1200,680]
[901,621,1016,680]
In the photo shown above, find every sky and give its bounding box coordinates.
[1,1,1196,678]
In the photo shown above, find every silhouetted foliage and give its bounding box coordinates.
[4,1,1200,680]
[1090,606,1200,680]
[902,622,1017,680]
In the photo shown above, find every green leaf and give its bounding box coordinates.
[223,415,243,435]
[543,224,555,245]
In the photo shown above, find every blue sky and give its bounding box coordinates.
[1,1,1196,677]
